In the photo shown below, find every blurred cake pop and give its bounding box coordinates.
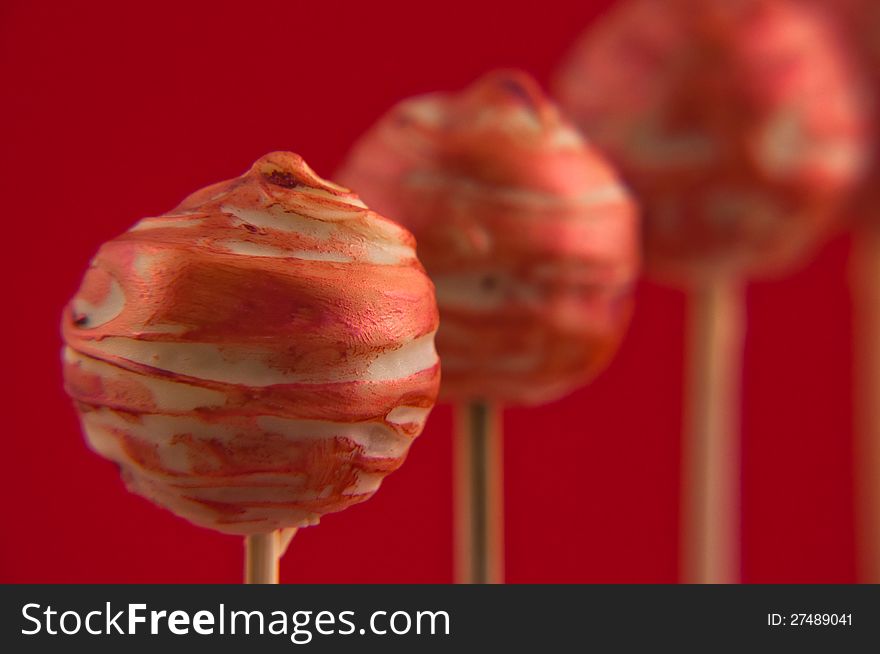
[340,70,640,406]
[555,0,868,282]
[554,0,869,583]
[339,70,639,583]
[62,152,440,538]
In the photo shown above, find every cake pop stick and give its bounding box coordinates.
[62,152,440,583]
[853,226,880,582]
[246,533,280,584]
[682,276,743,583]
[339,71,640,583]
[556,0,868,582]
[454,401,503,584]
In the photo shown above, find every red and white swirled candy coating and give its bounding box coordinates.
[61,152,440,535]
[805,0,880,221]
[555,0,869,280]
[339,70,639,405]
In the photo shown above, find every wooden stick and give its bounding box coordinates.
[852,225,880,583]
[681,277,744,584]
[245,532,280,584]
[454,401,504,584]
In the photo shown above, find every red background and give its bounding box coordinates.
[1,0,858,582]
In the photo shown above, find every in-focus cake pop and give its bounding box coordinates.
[340,70,640,406]
[339,70,639,583]
[554,0,869,584]
[555,0,868,282]
[62,152,440,543]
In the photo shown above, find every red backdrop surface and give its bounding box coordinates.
[1,0,857,582]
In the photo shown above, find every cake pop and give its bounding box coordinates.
[62,151,440,582]
[555,0,869,582]
[339,70,640,582]
[556,0,866,282]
